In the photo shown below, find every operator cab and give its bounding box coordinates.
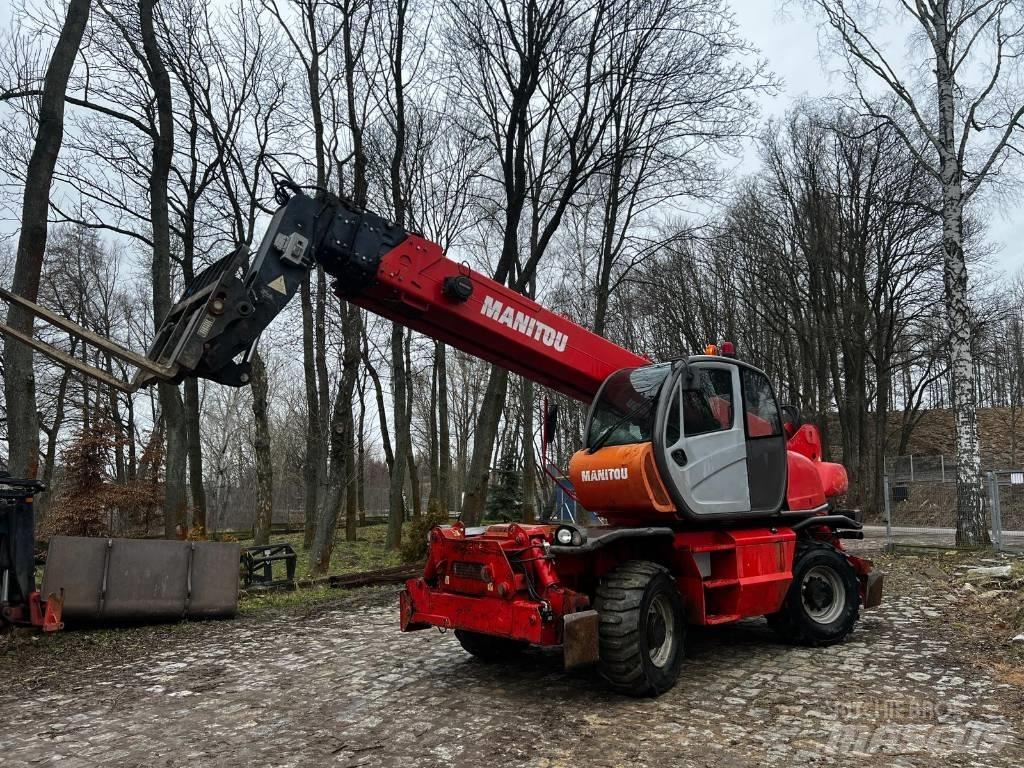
[570,352,788,523]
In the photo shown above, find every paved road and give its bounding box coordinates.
[862,524,1024,551]
[1,572,1021,768]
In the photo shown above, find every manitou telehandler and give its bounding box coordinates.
[0,180,882,695]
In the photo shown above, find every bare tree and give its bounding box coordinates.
[2,0,91,478]
[262,0,345,548]
[585,0,767,336]
[444,0,614,525]
[803,0,1024,544]
[377,0,413,549]
[137,0,188,538]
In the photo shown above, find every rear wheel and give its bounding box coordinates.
[767,541,860,646]
[594,560,685,696]
[454,629,527,662]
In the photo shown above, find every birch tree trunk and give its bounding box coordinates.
[940,186,985,544]
[933,21,986,546]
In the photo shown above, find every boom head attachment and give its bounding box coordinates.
[139,189,405,388]
[139,246,258,387]
[0,188,404,392]
[138,197,318,388]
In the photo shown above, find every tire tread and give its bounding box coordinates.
[767,540,860,647]
[594,560,682,696]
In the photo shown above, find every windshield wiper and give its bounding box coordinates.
[588,400,651,453]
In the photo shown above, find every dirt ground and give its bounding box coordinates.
[1,544,1022,768]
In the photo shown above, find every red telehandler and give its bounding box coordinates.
[0,180,882,695]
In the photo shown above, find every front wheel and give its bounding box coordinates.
[594,560,686,696]
[768,542,860,646]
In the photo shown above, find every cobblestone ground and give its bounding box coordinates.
[2,557,1022,768]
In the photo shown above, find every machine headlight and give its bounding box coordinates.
[555,526,586,546]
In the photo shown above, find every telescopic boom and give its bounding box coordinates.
[139,183,649,400]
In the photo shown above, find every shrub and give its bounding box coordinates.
[400,499,449,563]
[40,421,163,540]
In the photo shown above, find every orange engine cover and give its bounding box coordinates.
[568,442,676,522]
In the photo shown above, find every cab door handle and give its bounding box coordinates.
[671,449,687,467]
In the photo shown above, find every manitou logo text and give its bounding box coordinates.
[480,296,568,352]
[580,468,629,482]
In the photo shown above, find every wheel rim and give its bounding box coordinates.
[801,564,845,624]
[645,593,676,667]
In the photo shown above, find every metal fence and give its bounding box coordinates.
[208,483,305,533]
[987,470,1024,553]
[882,467,1024,552]
[884,454,957,484]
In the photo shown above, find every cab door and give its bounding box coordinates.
[658,362,750,517]
[739,366,787,514]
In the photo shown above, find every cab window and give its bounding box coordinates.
[682,367,734,437]
[666,392,680,444]
[741,368,782,438]
[586,364,671,449]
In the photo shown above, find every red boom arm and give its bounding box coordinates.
[138,186,648,401]
[353,233,649,402]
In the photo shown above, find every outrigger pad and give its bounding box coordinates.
[563,609,600,669]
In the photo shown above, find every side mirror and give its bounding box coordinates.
[781,404,802,432]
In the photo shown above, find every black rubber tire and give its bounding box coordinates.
[767,541,860,646]
[594,560,686,696]
[454,629,528,662]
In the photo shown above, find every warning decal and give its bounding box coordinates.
[268,275,288,295]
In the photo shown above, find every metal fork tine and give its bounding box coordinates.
[0,287,177,379]
[0,322,136,394]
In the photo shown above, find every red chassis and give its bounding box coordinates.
[401,418,881,660]
[401,521,878,651]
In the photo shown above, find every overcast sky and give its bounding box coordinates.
[731,1,1021,277]
[0,0,1020,276]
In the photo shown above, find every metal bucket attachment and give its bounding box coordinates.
[40,536,240,624]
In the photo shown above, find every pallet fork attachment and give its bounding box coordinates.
[0,286,178,393]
